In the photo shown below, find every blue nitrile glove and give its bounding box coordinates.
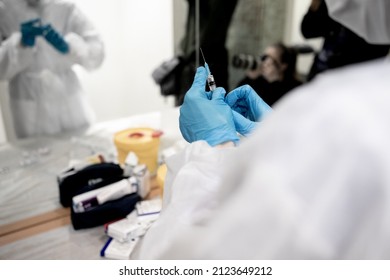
[20,18,42,47]
[179,67,239,147]
[41,24,69,54]
[225,85,273,136]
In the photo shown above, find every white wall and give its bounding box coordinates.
[173,0,187,54]
[0,82,15,142]
[73,0,175,122]
[284,0,323,75]
[0,99,6,144]
[0,121,5,144]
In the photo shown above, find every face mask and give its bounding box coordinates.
[325,0,390,44]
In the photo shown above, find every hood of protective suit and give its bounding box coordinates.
[325,0,390,44]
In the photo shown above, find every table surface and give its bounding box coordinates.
[0,108,183,259]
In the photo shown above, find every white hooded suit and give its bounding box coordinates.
[0,0,104,137]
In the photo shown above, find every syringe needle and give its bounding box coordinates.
[199,48,216,91]
[200,48,211,74]
[200,48,206,65]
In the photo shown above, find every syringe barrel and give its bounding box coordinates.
[207,75,216,91]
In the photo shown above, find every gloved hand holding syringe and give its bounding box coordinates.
[200,48,216,91]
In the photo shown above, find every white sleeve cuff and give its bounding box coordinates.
[64,32,88,63]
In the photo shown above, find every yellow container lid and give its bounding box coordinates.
[114,127,162,152]
[114,127,163,173]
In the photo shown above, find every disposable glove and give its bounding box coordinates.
[20,18,42,47]
[179,67,239,147]
[225,85,273,136]
[41,24,69,54]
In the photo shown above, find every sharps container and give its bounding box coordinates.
[114,128,162,174]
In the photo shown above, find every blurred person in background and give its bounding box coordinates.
[0,0,104,138]
[236,42,302,107]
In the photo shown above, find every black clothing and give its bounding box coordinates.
[237,76,302,107]
[301,0,390,81]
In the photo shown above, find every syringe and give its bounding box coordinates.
[200,48,216,91]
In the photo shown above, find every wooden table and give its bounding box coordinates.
[0,109,181,259]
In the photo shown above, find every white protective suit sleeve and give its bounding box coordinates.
[0,1,37,80]
[0,1,104,79]
[0,33,36,80]
[138,141,237,259]
[64,4,104,71]
[138,59,390,259]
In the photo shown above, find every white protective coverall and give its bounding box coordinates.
[0,0,104,138]
[137,0,390,259]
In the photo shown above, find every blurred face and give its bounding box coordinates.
[260,46,284,83]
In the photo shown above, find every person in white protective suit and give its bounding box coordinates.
[0,0,104,138]
[137,0,390,259]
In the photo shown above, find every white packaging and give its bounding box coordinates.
[72,178,137,213]
[96,178,136,204]
[100,238,139,260]
[107,207,160,242]
[107,218,144,242]
[133,164,150,198]
[136,199,162,216]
